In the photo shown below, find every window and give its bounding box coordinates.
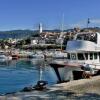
[90,53,93,60]
[71,53,76,60]
[78,53,84,60]
[94,53,97,59]
[84,53,88,60]
[67,53,70,59]
[99,52,100,60]
[76,33,97,43]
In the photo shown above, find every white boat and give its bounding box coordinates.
[50,32,100,82]
[0,52,12,62]
[30,51,44,59]
[52,50,67,59]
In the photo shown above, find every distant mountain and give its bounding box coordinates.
[0,30,35,39]
[0,29,68,39]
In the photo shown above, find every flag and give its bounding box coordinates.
[88,18,90,24]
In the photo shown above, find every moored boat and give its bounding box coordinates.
[50,32,100,82]
[29,51,44,59]
[52,50,67,59]
[0,51,12,62]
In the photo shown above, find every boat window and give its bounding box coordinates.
[67,53,70,59]
[84,53,88,60]
[99,52,100,61]
[71,53,76,60]
[77,53,84,60]
[90,53,93,60]
[94,53,97,59]
[76,33,97,43]
[77,35,84,40]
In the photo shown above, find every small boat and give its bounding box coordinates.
[18,50,33,58]
[29,51,44,59]
[11,49,19,59]
[0,52,12,62]
[12,54,19,59]
[52,50,67,59]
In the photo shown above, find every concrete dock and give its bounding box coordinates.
[0,76,100,100]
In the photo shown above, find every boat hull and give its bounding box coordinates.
[50,62,100,82]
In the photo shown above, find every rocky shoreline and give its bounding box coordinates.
[0,76,100,100]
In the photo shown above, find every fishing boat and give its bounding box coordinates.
[50,32,100,82]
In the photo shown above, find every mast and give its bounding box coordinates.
[60,13,64,50]
[61,13,64,34]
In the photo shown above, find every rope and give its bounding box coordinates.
[82,71,92,79]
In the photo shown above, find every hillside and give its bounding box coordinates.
[0,27,100,39]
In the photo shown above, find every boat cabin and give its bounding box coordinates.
[74,32,100,45]
[75,32,97,43]
[66,32,100,67]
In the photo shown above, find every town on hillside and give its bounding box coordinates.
[0,24,99,50]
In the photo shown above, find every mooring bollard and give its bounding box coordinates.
[34,80,48,90]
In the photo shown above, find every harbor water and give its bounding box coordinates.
[0,58,58,95]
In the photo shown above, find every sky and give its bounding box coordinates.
[0,0,100,30]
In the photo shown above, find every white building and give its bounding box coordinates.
[39,23,43,33]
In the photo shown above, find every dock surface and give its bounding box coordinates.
[0,76,100,100]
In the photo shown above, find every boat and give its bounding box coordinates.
[18,50,33,58]
[0,51,12,62]
[11,54,19,59]
[11,49,19,59]
[52,50,67,59]
[29,51,44,59]
[50,32,100,82]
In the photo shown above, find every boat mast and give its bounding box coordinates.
[60,13,64,50]
[61,13,64,34]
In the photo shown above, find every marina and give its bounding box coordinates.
[0,30,99,96]
[0,0,100,99]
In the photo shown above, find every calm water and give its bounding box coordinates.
[0,58,58,95]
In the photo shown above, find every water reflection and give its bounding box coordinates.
[0,58,57,94]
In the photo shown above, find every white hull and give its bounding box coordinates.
[30,52,44,59]
[0,55,12,62]
[52,51,67,59]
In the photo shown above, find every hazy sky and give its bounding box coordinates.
[0,0,100,30]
